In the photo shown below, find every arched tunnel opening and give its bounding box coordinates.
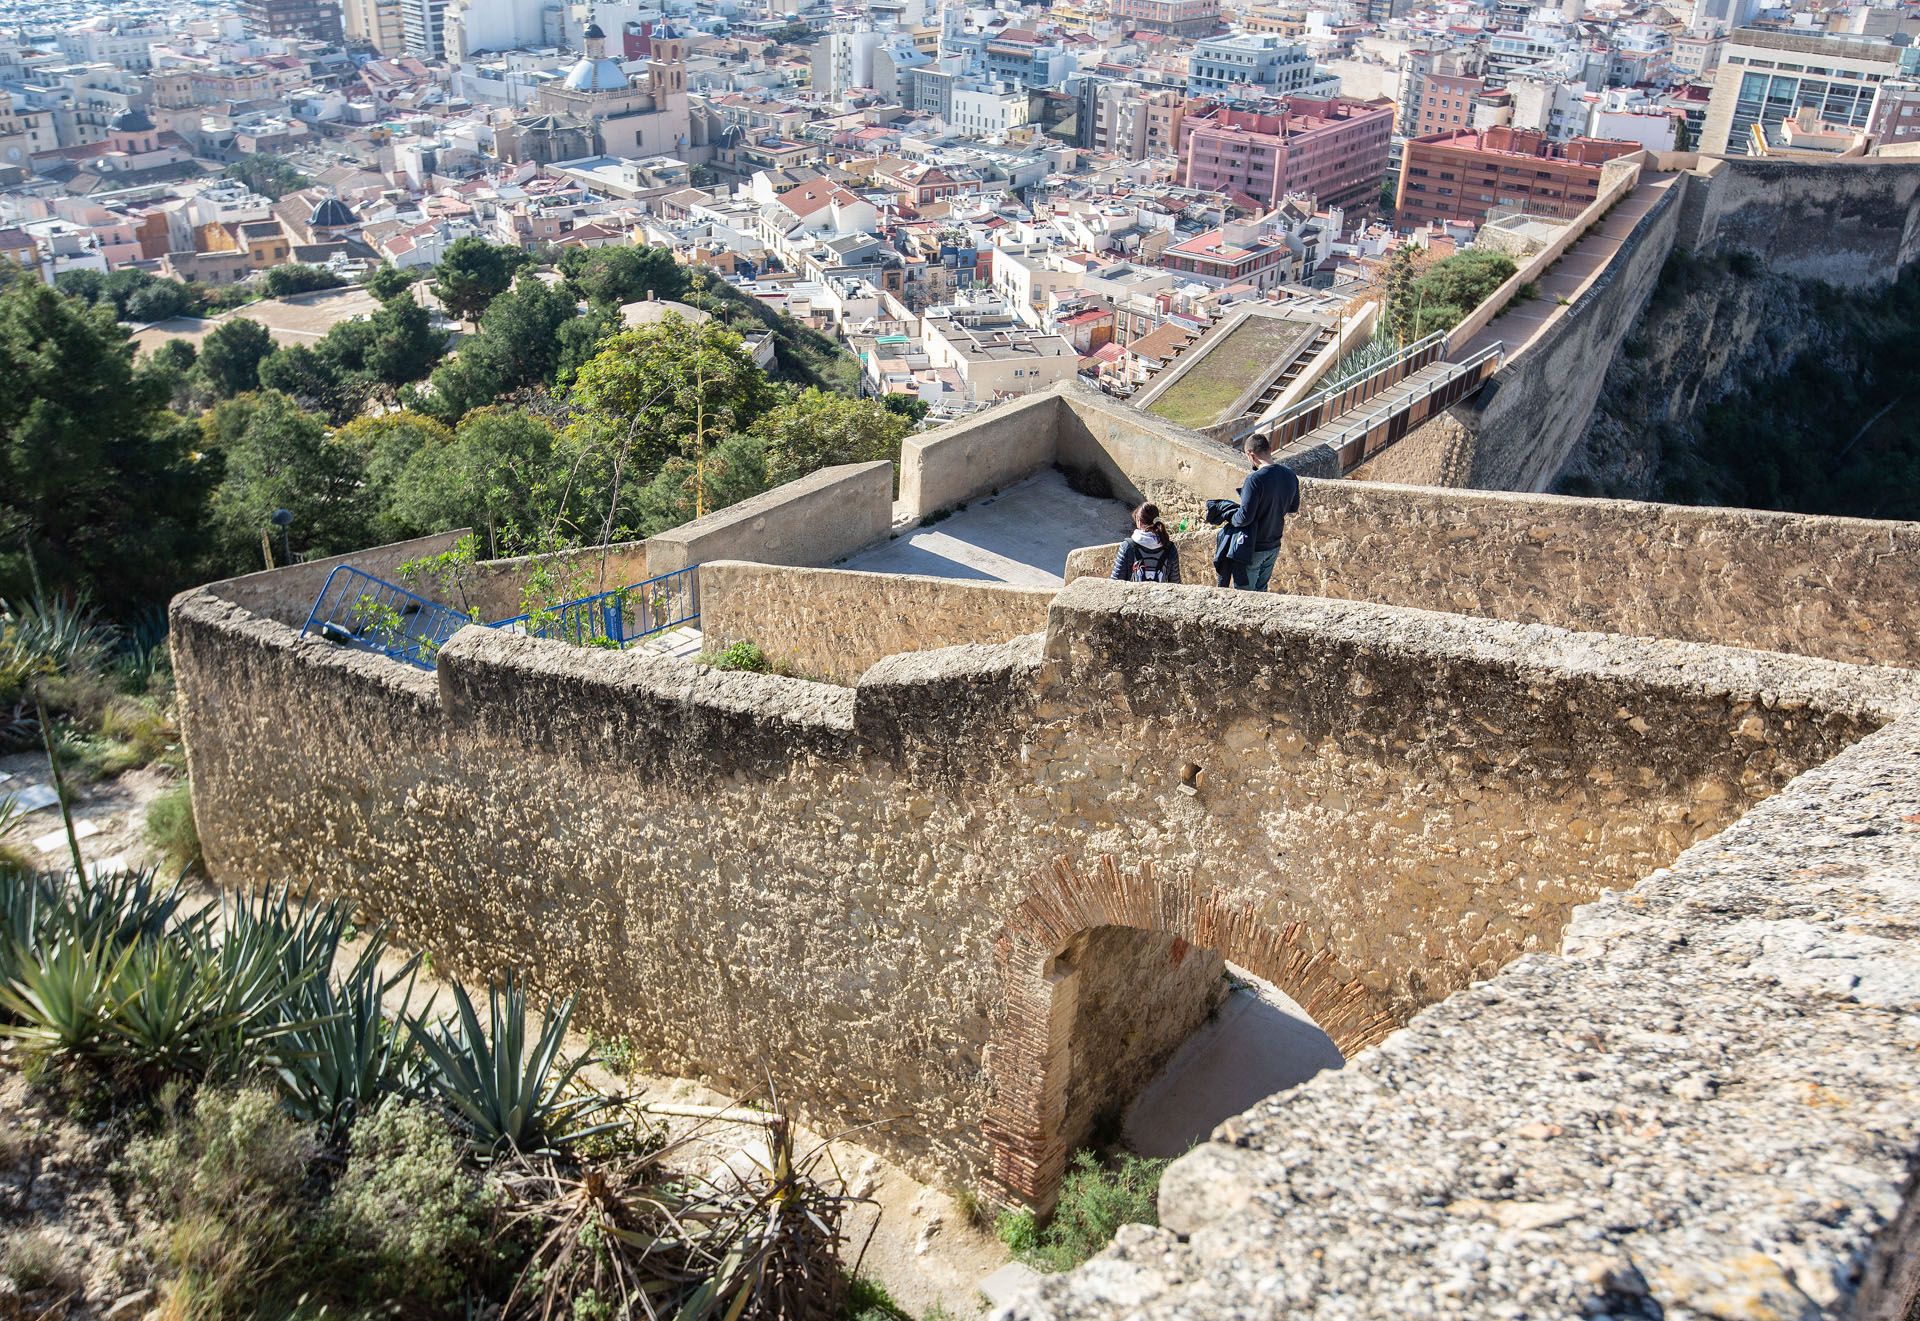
[1050,925,1347,1164]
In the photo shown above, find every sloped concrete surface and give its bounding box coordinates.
[844,471,1133,585]
[1004,712,1920,1319]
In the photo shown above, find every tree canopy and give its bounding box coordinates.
[430,238,531,324]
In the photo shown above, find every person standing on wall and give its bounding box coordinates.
[1226,435,1300,593]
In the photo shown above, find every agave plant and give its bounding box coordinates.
[0,919,138,1063]
[412,973,617,1159]
[273,939,427,1138]
[54,865,189,951]
[0,594,118,681]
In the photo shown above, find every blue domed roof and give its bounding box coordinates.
[563,55,628,91]
[111,105,155,133]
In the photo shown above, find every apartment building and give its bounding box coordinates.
[1396,126,1638,228]
[344,0,406,53]
[1187,34,1327,99]
[1700,28,1909,154]
[1158,217,1297,288]
[1077,79,1188,160]
[240,0,346,44]
[1110,0,1221,38]
[1415,71,1485,136]
[1179,95,1394,210]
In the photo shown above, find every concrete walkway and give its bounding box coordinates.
[841,470,1133,585]
[1454,170,1681,363]
[1122,970,1345,1159]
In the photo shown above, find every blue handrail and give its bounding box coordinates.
[299,565,476,670]
[486,565,700,650]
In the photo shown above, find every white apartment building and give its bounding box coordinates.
[1701,27,1908,154]
[950,84,1030,138]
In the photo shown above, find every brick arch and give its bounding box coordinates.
[983,855,1399,1208]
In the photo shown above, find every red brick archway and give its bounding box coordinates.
[983,856,1400,1208]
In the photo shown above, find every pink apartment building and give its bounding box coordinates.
[1179,96,1394,210]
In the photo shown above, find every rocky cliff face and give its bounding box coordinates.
[1557,252,1850,501]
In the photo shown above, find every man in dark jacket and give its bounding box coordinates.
[1226,434,1300,592]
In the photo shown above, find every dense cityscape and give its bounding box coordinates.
[0,0,1915,420]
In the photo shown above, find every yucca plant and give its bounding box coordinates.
[273,940,426,1138]
[0,594,118,679]
[187,904,329,1079]
[412,973,617,1159]
[0,918,138,1064]
[54,865,190,951]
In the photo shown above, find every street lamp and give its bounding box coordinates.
[271,508,293,567]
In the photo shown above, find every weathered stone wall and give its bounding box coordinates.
[173,573,1913,1203]
[698,560,1055,685]
[899,392,1061,517]
[1681,156,1920,286]
[1010,704,1920,1321]
[209,530,470,628]
[1065,480,1920,668]
[646,461,894,573]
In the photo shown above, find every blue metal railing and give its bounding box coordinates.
[299,565,475,670]
[486,566,701,650]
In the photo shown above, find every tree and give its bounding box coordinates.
[386,408,564,550]
[1378,172,1397,218]
[208,391,371,562]
[139,337,200,412]
[361,297,447,388]
[566,316,774,534]
[1672,116,1693,154]
[261,264,347,298]
[751,387,912,486]
[559,244,689,307]
[430,238,530,325]
[624,432,771,537]
[364,264,420,303]
[259,344,364,424]
[195,317,276,399]
[417,274,593,422]
[1380,243,1419,347]
[881,394,929,423]
[0,275,213,611]
[334,411,456,540]
[226,155,308,200]
[125,278,204,324]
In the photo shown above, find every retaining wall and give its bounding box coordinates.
[173,572,1913,1203]
[647,460,894,573]
[697,560,1055,685]
[1063,480,1920,668]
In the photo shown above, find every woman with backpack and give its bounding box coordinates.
[1110,502,1182,584]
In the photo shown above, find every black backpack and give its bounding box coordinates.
[1129,545,1170,582]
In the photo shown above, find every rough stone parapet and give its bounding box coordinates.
[1003,711,1920,1320]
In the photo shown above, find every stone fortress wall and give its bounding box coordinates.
[1376,154,1920,493]
[175,388,1920,1238]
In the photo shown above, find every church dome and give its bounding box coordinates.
[309,197,356,229]
[562,55,628,91]
[110,106,155,134]
[583,19,605,38]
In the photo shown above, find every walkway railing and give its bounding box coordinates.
[1241,330,1449,449]
[487,566,701,650]
[299,565,475,670]
[1320,341,1505,472]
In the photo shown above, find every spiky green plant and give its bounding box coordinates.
[0,919,137,1063]
[55,865,189,950]
[274,941,426,1138]
[412,974,616,1158]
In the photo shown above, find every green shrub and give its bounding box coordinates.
[122,1086,318,1318]
[145,782,201,875]
[844,1276,912,1320]
[995,1151,1169,1273]
[700,640,773,673]
[322,1102,494,1311]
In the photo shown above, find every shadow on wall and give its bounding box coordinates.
[1121,964,1346,1160]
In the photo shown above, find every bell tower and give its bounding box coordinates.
[648,34,687,96]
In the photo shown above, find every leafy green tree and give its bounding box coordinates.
[386,408,564,550]
[361,297,447,388]
[566,316,775,537]
[559,245,688,307]
[260,264,347,298]
[417,274,591,421]
[881,394,929,423]
[139,337,201,411]
[364,264,420,303]
[208,390,371,561]
[259,344,364,424]
[226,155,308,200]
[751,387,912,486]
[334,411,456,539]
[195,318,276,400]
[0,275,213,610]
[429,237,530,325]
[125,278,203,324]
[624,432,770,536]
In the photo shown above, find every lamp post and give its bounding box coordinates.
[271,508,293,567]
